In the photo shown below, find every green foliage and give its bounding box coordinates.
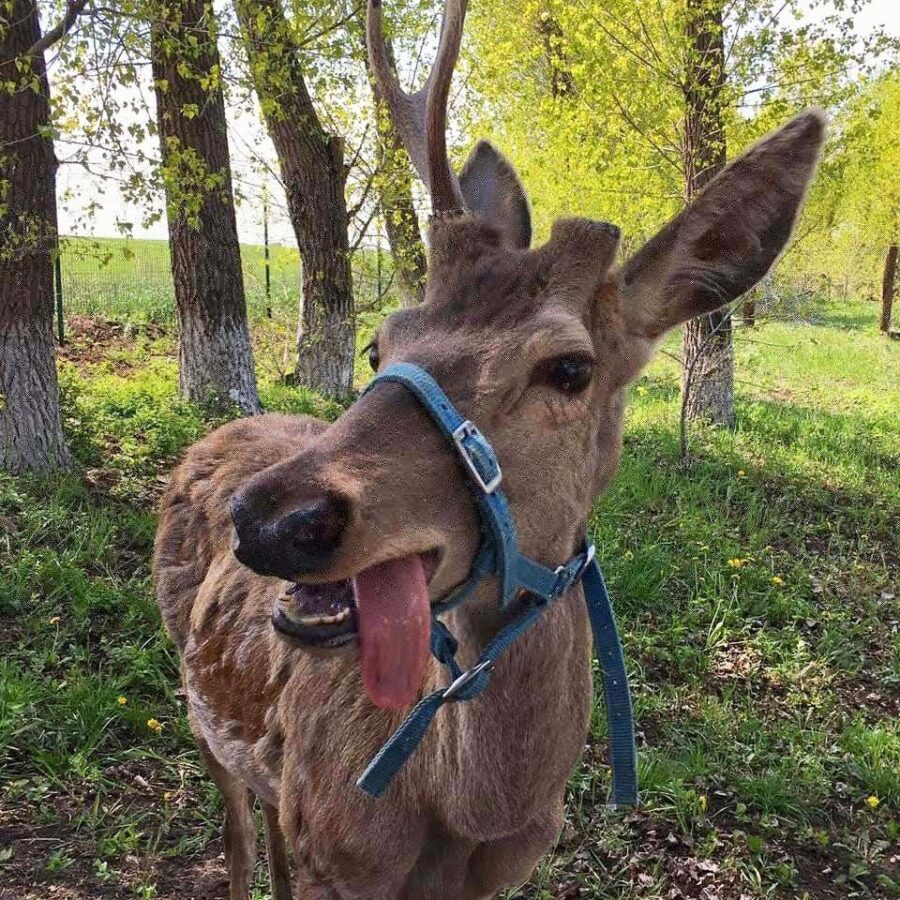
[58,359,213,496]
[464,0,683,246]
[789,70,900,299]
[462,0,898,297]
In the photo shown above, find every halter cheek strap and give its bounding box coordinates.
[354,362,638,807]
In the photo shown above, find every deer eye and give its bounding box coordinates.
[545,356,593,394]
[366,342,380,371]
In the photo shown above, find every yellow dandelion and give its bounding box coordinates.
[737,470,746,477]
[49,616,61,625]
[866,795,880,809]
[770,576,784,586]
[727,558,744,568]
[117,696,128,706]
[146,718,164,735]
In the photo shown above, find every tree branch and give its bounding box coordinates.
[609,88,681,171]
[26,0,90,57]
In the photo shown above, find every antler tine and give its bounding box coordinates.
[424,0,467,213]
[367,0,430,194]
[366,0,465,214]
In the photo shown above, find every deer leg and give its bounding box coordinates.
[261,800,293,900]
[462,805,564,900]
[197,741,257,900]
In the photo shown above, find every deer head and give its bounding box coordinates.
[230,0,824,711]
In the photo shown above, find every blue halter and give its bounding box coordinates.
[355,362,638,807]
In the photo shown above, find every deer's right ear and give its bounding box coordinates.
[621,110,825,341]
[459,140,532,249]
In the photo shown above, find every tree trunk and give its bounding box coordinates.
[881,243,897,334]
[151,0,261,415]
[372,99,427,307]
[681,0,734,429]
[0,0,70,473]
[356,11,427,307]
[536,11,576,100]
[236,0,355,398]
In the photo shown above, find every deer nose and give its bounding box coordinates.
[273,499,346,562]
[230,492,348,579]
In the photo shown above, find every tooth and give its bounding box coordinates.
[318,608,351,624]
[286,606,352,627]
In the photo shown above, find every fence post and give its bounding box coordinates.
[54,243,64,345]
[263,187,272,319]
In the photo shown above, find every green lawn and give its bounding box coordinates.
[0,301,897,899]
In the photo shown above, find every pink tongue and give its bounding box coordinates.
[353,555,431,709]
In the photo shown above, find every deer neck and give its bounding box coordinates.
[422,539,595,828]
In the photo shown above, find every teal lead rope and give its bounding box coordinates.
[353,363,638,806]
[580,558,639,807]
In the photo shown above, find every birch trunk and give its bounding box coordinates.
[0,0,70,473]
[151,0,262,414]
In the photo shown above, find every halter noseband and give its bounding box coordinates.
[355,362,638,807]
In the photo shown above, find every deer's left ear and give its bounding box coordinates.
[459,140,532,249]
[622,110,825,340]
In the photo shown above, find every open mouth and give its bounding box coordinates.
[271,579,359,648]
[271,547,442,648]
[272,548,442,709]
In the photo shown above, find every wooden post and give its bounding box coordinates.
[742,291,755,327]
[882,243,898,334]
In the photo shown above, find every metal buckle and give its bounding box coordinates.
[443,659,494,701]
[553,544,596,596]
[582,543,597,571]
[451,421,503,494]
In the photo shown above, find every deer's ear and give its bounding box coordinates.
[459,140,532,249]
[622,111,825,340]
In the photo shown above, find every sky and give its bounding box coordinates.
[854,0,900,35]
[53,0,900,248]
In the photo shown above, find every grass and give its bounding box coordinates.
[58,235,400,327]
[1,299,898,899]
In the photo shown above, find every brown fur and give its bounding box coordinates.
[154,111,824,898]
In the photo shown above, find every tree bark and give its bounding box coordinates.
[881,243,897,334]
[236,0,355,398]
[151,0,261,414]
[356,6,426,305]
[681,0,734,429]
[361,25,427,307]
[536,11,576,100]
[0,0,70,473]
[378,133,428,306]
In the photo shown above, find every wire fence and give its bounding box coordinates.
[49,229,869,349]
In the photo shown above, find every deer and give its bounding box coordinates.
[152,0,825,896]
